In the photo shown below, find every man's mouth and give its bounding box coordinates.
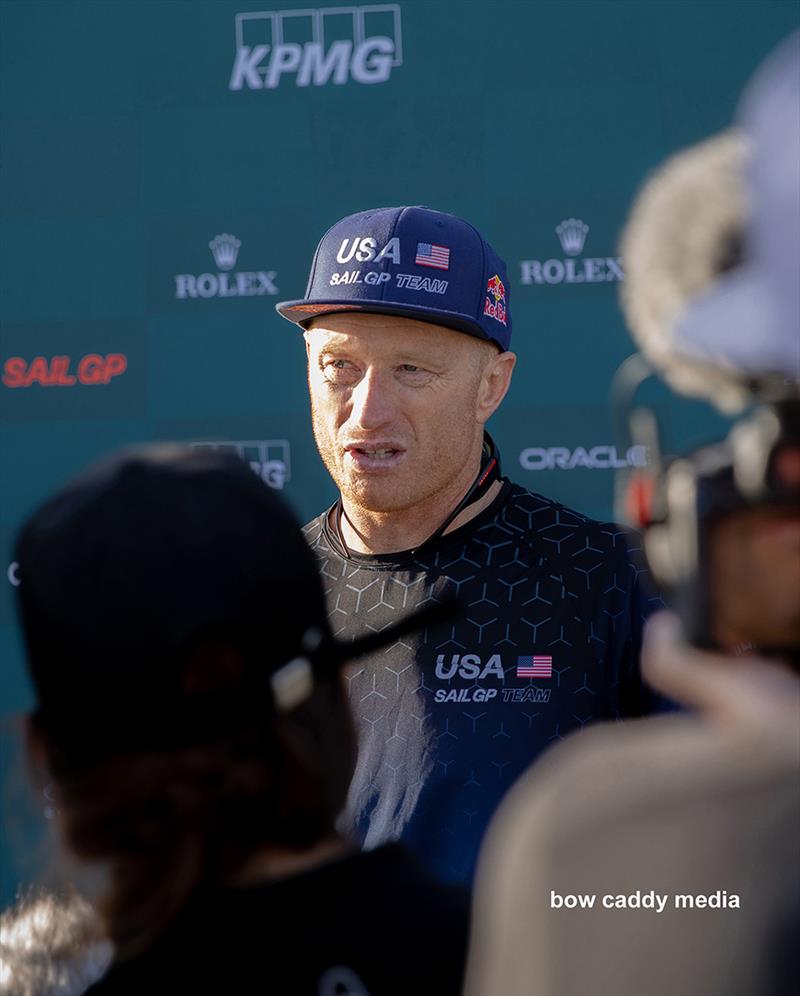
[344,445,406,470]
[353,448,397,458]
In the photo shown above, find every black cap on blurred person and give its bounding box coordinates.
[14,445,449,764]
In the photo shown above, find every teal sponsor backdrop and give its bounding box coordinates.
[1,0,798,901]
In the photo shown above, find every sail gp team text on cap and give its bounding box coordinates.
[276,205,513,351]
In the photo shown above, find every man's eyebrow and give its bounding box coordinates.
[312,335,450,366]
[310,332,352,350]
[394,351,448,367]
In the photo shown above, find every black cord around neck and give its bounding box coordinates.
[332,431,502,559]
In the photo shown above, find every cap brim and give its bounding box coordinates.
[675,265,800,380]
[276,297,496,345]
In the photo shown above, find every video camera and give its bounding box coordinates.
[615,362,800,656]
[614,97,800,660]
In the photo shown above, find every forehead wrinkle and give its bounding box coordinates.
[307,324,462,368]
[308,313,469,344]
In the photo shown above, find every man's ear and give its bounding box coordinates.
[477,351,516,423]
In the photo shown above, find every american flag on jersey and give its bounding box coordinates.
[517,655,552,678]
[415,242,450,270]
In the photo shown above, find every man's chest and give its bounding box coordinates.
[320,555,623,724]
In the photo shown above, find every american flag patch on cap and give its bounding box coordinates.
[415,243,450,270]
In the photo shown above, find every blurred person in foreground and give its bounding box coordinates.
[10,445,468,995]
[466,32,800,996]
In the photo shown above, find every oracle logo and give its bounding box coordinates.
[519,445,647,471]
[2,354,128,388]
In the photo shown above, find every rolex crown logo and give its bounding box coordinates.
[208,233,242,272]
[555,218,589,257]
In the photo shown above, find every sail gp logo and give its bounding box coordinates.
[229,5,403,91]
[433,653,552,704]
[3,354,127,388]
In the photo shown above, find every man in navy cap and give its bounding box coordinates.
[276,206,657,885]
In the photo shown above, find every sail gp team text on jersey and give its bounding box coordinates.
[433,654,552,704]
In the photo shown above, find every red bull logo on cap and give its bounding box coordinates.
[483,274,507,326]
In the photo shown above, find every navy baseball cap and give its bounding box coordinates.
[276,205,512,350]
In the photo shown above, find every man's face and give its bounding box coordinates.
[305,313,509,514]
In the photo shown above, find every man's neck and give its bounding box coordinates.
[337,466,503,555]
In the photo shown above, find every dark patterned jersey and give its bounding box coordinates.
[304,480,659,886]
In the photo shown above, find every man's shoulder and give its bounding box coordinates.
[496,481,639,564]
[302,508,330,549]
[300,486,643,574]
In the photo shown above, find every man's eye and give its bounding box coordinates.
[323,359,358,383]
[399,364,433,383]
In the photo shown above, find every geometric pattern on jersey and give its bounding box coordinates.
[304,480,660,886]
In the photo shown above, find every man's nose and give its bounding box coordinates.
[348,367,394,431]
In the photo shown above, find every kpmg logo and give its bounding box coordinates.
[519,445,648,471]
[229,5,403,91]
[174,235,278,300]
[520,218,624,286]
[190,440,291,489]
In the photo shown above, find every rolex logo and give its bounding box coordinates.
[519,217,623,287]
[175,234,278,300]
[208,233,241,272]
[555,218,589,257]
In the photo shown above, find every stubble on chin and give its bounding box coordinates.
[317,439,429,514]
[332,456,415,513]
[311,408,412,512]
